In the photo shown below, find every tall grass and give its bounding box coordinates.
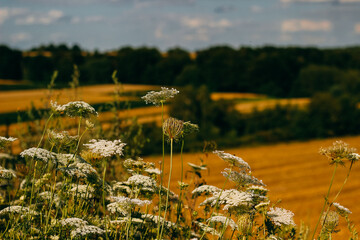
[0,87,358,240]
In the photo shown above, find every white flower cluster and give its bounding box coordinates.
[222,168,265,186]
[0,167,16,180]
[38,191,60,206]
[112,196,151,207]
[51,101,98,118]
[192,185,220,196]
[20,148,57,163]
[141,87,179,106]
[201,189,254,211]
[267,207,296,226]
[213,150,250,170]
[64,162,98,179]
[194,221,220,237]
[70,225,105,238]
[60,217,88,228]
[333,202,352,216]
[48,130,77,145]
[0,205,38,216]
[110,218,144,226]
[70,184,95,199]
[84,139,126,157]
[207,215,238,230]
[0,136,17,149]
[144,168,161,175]
[107,202,130,215]
[125,174,157,190]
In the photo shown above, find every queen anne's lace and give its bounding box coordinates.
[84,139,126,157]
[267,207,296,226]
[141,87,179,106]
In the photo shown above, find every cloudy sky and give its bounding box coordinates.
[1,0,360,51]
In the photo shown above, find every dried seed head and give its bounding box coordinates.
[319,140,358,165]
[321,211,339,233]
[162,117,184,141]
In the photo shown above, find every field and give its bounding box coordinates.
[147,135,360,238]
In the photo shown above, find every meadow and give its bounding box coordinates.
[0,83,358,239]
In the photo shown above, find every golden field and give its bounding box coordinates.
[146,135,360,238]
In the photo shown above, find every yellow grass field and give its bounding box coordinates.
[146,135,360,238]
[0,84,157,114]
[235,98,310,113]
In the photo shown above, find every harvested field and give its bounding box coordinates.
[146,135,360,238]
[0,84,157,113]
[210,92,266,101]
[235,98,310,113]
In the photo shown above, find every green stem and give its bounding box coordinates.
[176,139,185,224]
[103,161,109,240]
[159,138,173,240]
[311,163,338,240]
[156,101,165,240]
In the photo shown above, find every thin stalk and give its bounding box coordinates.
[103,161,109,240]
[311,163,338,240]
[321,161,354,230]
[156,101,165,240]
[176,139,185,224]
[159,138,174,240]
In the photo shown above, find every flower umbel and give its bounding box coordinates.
[51,101,98,118]
[163,117,184,141]
[141,87,179,106]
[319,140,358,165]
[84,139,126,158]
[0,136,17,149]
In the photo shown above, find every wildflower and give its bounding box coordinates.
[110,218,144,226]
[163,117,184,141]
[333,202,352,217]
[70,225,105,238]
[321,211,339,234]
[61,162,98,179]
[20,147,57,163]
[84,139,126,157]
[0,167,16,180]
[49,236,59,240]
[107,202,130,215]
[192,185,220,196]
[0,153,14,160]
[144,168,161,175]
[222,168,265,186]
[125,174,157,189]
[141,87,179,106]
[0,136,16,149]
[267,207,296,227]
[183,121,199,136]
[47,130,77,146]
[207,215,238,230]
[213,150,251,170]
[194,221,221,237]
[111,196,151,207]
[142,214,176,229]
[319,140,358,165]
[255,201,270,213]
[60,217,88,228]
[237,214,253,235]
[51,101,98,118]
[38,191,60,206]
[0,206,38,216]
[70,184,95,199]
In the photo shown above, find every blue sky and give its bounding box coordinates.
[1,0,360,51]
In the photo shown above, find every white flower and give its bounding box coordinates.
[49,236,59,240]
[144,168,161,175]
[125,174,157,189]
[0,136,17,149]
[188,162,207,171]
[62,162,98,179]
[70,184,95,199]
[20,148,57,163]
[0,206,38,216]
[51,101,98,118]
[110,218,144,226]
[194,221,221,237]
[192,185,220,196]
[60,218,88,228]
[333,202,352,216]
[84,139,126,157]
[0,167,16,180]
[213,150,251,170]
[141,87,179,106]
[142,214,176,229]
[201,189,254,211]
[70,225,105,238]
[38,191,60,206]
[111,196,151,206]
[267,207,296,226]
[48,130,77,146]
[222,168,265,186]
[207,215,237,230]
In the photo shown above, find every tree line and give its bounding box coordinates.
[2,44,360,98]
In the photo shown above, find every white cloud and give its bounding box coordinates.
[282,19,332,32]
[181,17,232,29]
[15,9,64,25]
[355,23,360,33]
[10,32,31,43]
[0,7,27,24]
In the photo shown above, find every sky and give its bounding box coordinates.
[1,0,360,51]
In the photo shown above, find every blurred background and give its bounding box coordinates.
[1,0,360,236]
